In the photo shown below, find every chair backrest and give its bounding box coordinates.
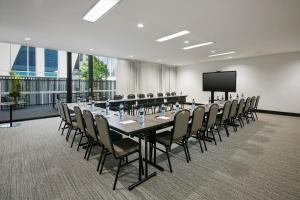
[250,96,256,110]
[147,93,154,98]
[221,101,232,122]
[171,92,176,96]
[157,92,163,97]
[74,106,85,132]
[83,110,98,141]
[99,96,108,101]
[244,97,251,112]
[137,93,145,99]
[95,115,114,154]
[190,106,205,135]
[206,104,219,129]
[172,109,190,143]
[165,92,171,97]
[127,94,135,99]
[114,95,123,100]
[255,95,260,109]
[58,101,66,120]
[236,99,245,115]
[62,103,72,124]
[229,100,238,118]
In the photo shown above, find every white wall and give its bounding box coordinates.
[177,52,300,113]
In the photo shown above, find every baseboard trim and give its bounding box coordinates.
[257,109,300,117]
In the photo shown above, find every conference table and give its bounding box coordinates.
[67,101,224,190]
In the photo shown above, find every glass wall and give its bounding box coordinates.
[0,41,116,123]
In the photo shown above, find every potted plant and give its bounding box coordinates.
[9,71,21,103]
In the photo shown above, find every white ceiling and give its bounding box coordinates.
[1,0,300,66]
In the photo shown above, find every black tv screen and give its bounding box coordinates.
[203,71,236,92]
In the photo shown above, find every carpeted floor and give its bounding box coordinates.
[0,113,299,200]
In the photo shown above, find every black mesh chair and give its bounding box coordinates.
[99,96,108,101]
[171,92,176,96]
[165,92,171,97]
[153,109,191,172]
[114,95,123,100]
[95,115,141,190]
[157,92,163,97]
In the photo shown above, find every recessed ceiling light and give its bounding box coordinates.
[228,56,233,59]
[89,48,94,51]
[209,51,236,57]
[182,42,214,50]
[211,50,216,53]
[130,55,134,58]
[137,23,144,28]
[184,41,189,44]
[83,0,121,23]
[24,37,31,41]
[156,30,190,42]
[158,59,161,62]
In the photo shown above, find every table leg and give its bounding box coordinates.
[128,135,157,190]
[10,105,13,127]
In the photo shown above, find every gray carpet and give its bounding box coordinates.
[0,114,299,200]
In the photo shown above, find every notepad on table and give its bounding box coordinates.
[157,116,170,120]
[105,114,115,118]
[120,120,136,124]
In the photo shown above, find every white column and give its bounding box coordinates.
[36,47,44,77]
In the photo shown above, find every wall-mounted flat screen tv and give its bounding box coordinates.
[203,71,236,92]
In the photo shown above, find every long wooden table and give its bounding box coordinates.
[67,101,223,190]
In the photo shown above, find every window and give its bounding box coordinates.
[44,49,58,77]
[11,45,36,76]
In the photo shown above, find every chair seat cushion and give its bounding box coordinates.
[110,131,123,141]
[155,131,182,146]
[113,138,139,157]
[155,131,172,146]
[72,121,78,128]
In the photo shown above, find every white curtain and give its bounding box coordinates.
[116,59,177,96]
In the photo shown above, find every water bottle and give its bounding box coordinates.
[229,94,232,101]
[241,93,244,99]
[208,97,211,105]
[236,94,239,100]
[192,99,195,110]
[91,100,95,110]
[175,101,180,112]
[180,91,183,95]
[217,96,219,101]
[119,103,124,118]
[139,107,145,124]
[106,99,110,114]
[221,95,224,101]
[161,103,166,116]
[77,97,80,104]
